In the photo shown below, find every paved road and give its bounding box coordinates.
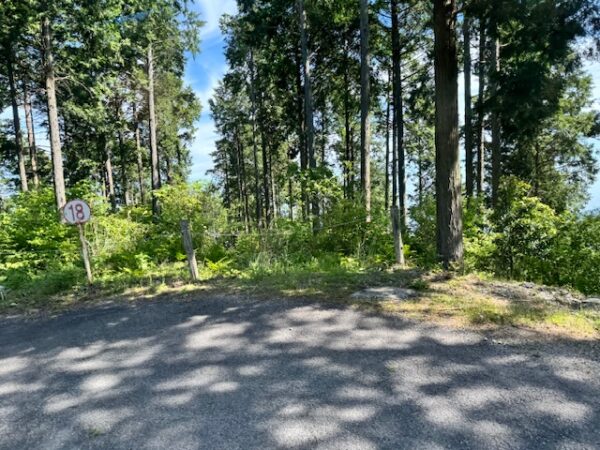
[1,295,599,450]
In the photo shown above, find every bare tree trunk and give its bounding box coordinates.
[476,19,486,196]
[165,157,173,184]
[391,0,406,228]
[269,149,278,220]
[490,38,501,207]
[261,131,271,227]
[288,161,294,220]
[360,0,371,221]
[385,78,391,211]
[23,84,39,188]
[249,50,263,228]
[147,44,161,218]
[235,128,251,232]
[42,16,66,210]
[133,104,146,204]
[434,0,464,270]
[116,99,130,206]
[343,39,353,199]
[392,71,398,209]
[104,137,117,211]
[463,13,474,199]
[298,0,318,224]
[6,52,28,192]
[222,148,230,210]
[418,144,424,205]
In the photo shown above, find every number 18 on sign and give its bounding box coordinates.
[63,199,93,284]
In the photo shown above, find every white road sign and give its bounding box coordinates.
[63,199,92,225]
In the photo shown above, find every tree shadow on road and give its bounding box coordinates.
[0,294,599,449]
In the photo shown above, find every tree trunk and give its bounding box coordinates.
[490,37,501,207]
[23,84,39,188]
[235,128,251,232]
[463,14,474,199]
[418,144,424,205]
[269,149,278,220]
[343,39,353,199]
[165,157,173,184]
[392,72,398,209]
[298,0,318,224]
[476,19,486,196]
[261,131,271,227]
[288,162,294,220]
[391,0,406,228]
[133,104,146,204]
[434,0,464,270]
[42,16,66,210]
[223,148,231,210]
[249,50,263,228]
[360,0,371,221]
[104,139,117,211]
[147,44,161,217]
[6,51,28,192]
[385,78,391,211]
[116,100,129,206]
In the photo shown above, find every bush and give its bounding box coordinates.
[492,177,559,281]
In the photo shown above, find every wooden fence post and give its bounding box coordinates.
[78,223,93,285]
[391,206,406,267]
[180,220,199,281]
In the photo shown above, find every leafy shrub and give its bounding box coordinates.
[492,177,559,280]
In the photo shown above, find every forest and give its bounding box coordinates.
[1,0,600,311]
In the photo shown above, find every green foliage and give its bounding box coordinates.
[463,199,496,272]
[548,213,600,295]
[406,179,600,295]
[491,177,559,280]
[0,188,79,274]
[0,182,228,297]
[407,196,437,267]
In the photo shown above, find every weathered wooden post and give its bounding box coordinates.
[78,223,93,285]
[180,220,199,281]
[391,206,405,267]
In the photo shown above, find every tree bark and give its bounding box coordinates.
[476,19,486,196]
[298,0,318,224]
[261,130,271,227]
[463,14,474,199]
[391,0,406,227]
[360,0,371,221]
[23,84,39,188]
[104,138,117,211]
[343,38,353,199]
[116,99,129,206]
[235,127,251,232]
[434,0,464,269]
[147,44,161,218]
[42,16,66,210]
[490,37,501,207]
[249,50,263,227]
[385,78,391,211]
[6,50,28,192]
[133,104,146,204]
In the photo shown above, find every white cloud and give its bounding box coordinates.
[195,0,238,40]
[197,68,225,112]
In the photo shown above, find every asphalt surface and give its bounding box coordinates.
[1,294,599,450]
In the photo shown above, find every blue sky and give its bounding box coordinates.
[184,0,238,179]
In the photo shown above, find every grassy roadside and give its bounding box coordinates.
[1,265,599,340]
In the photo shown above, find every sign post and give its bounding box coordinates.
[63,199,93,285]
